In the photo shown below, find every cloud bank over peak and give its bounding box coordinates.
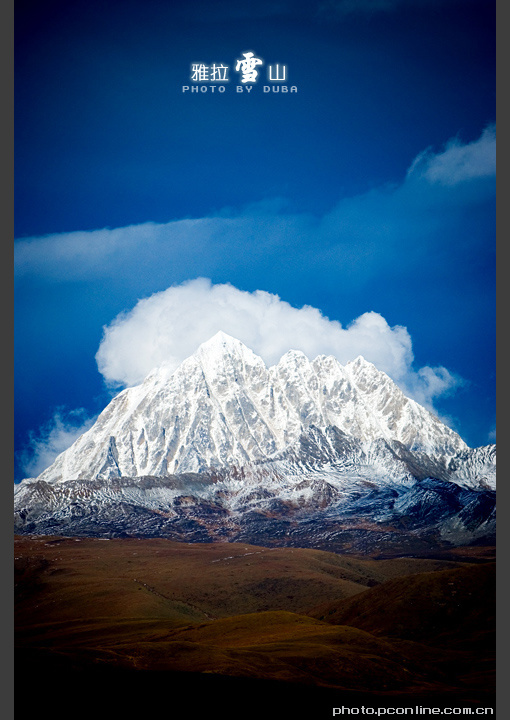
[95,278,462,413]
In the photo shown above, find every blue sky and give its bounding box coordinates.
[14,0,496,481]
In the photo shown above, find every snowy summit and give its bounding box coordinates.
[34,332,470,484]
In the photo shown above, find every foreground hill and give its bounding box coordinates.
[16,535,473,624]
[15,536,495,716]
[308,562,495,647]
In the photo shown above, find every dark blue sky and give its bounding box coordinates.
[14,0,496,481]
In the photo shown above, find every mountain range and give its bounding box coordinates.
[14,332,495,554]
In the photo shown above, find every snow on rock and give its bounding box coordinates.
[32,332,484,488]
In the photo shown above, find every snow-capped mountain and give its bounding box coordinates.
[34,332,468,483]
[15,333,495,553]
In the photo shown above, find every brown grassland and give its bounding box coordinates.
[15,535,495,718]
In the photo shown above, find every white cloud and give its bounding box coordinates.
[95,278,462,413]
[19,409,96,479]
[407,124,496,186]
[408,365,465,408]
[14,126,495,287]
[14,220,198,279]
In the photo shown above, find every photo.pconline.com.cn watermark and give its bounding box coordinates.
[332,708,494,715]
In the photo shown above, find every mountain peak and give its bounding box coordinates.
[195,331,257,359]
[347,355,372,368]
[191,332,266,377]
[346,355,390,380]
[278,348,310,363]
[198,330,244,349]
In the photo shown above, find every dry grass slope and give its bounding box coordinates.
[15,535,495,715]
